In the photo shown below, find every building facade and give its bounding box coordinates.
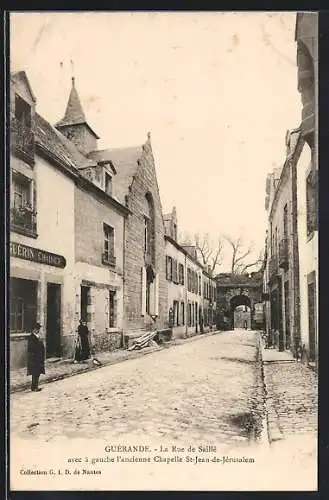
[10,73,131,369]
[10,72,77,368]
[264,129,301,352]
[295,12,318,364]
[55,77,128,353]
[164,209,216,338]
[88,136,168,340]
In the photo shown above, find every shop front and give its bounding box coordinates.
[10,241,69,369]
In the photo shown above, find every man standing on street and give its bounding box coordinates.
[27,322,45,392]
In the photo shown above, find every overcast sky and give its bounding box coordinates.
[10,12,302,271]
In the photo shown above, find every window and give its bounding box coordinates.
[10,278,37,333]
[109,290,116,328]
[178,263,184,285]
[306,170,318,236]
[144,193,155,263]
[103,223,115,265]
[172,259,178,284]
[12,173,31,209]
[11,297,24,332]
[144,216,150,254]
[166,256,173,281]
[15,94,31,128]
[11,172,36,234]
[105,172,112,196]
[283,204,288,239]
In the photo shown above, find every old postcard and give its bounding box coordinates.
[8,11,318,492]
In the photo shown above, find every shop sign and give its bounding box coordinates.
[10,242,66,268]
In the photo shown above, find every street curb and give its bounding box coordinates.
[259,343,285,444]
[11,329,223,394]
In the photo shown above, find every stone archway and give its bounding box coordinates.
[230,294,251,329]
[215,273,263,331]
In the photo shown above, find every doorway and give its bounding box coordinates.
[308,279,316,361]
[284,280,291,350]
[46,283,61,358]
[80,285,90,323]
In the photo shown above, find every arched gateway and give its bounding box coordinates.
[215,272,263,331]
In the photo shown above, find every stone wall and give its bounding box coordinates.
[123,139,168,332]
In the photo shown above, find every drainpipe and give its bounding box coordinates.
[185,254,188,338]
[291,154,301,355]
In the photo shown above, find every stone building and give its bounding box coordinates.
[164,208,217,338]
[10,72,77,368]
[88,137,168,343]
[295,12,318,364]
[55,78,129,352]
[10,72,130,369]
[263,128,301,352]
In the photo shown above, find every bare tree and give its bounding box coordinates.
[178,232,223,274]
[224,236,263,275]
[195,233,223,275]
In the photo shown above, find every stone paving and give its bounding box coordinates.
[10,330,265,447]
[263,354,318,439]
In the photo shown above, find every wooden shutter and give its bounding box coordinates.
[155,274,159,316]
[141,266,146,316]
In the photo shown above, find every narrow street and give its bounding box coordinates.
[11,330,264,446]
[10,330,317,490]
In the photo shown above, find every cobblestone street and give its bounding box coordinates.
[11,330,264,447]
[264,360,317,437]
[10,330,318,490]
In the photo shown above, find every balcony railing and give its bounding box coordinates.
[11,206,37,237]
[11,117,35,166]
[102,252,116,267]
[268,257,278,280]
[279,238,289,269]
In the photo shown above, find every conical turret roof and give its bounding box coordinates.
[56,77,99,138]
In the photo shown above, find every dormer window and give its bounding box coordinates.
[15,94,31,129]
[105,172,112,196]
